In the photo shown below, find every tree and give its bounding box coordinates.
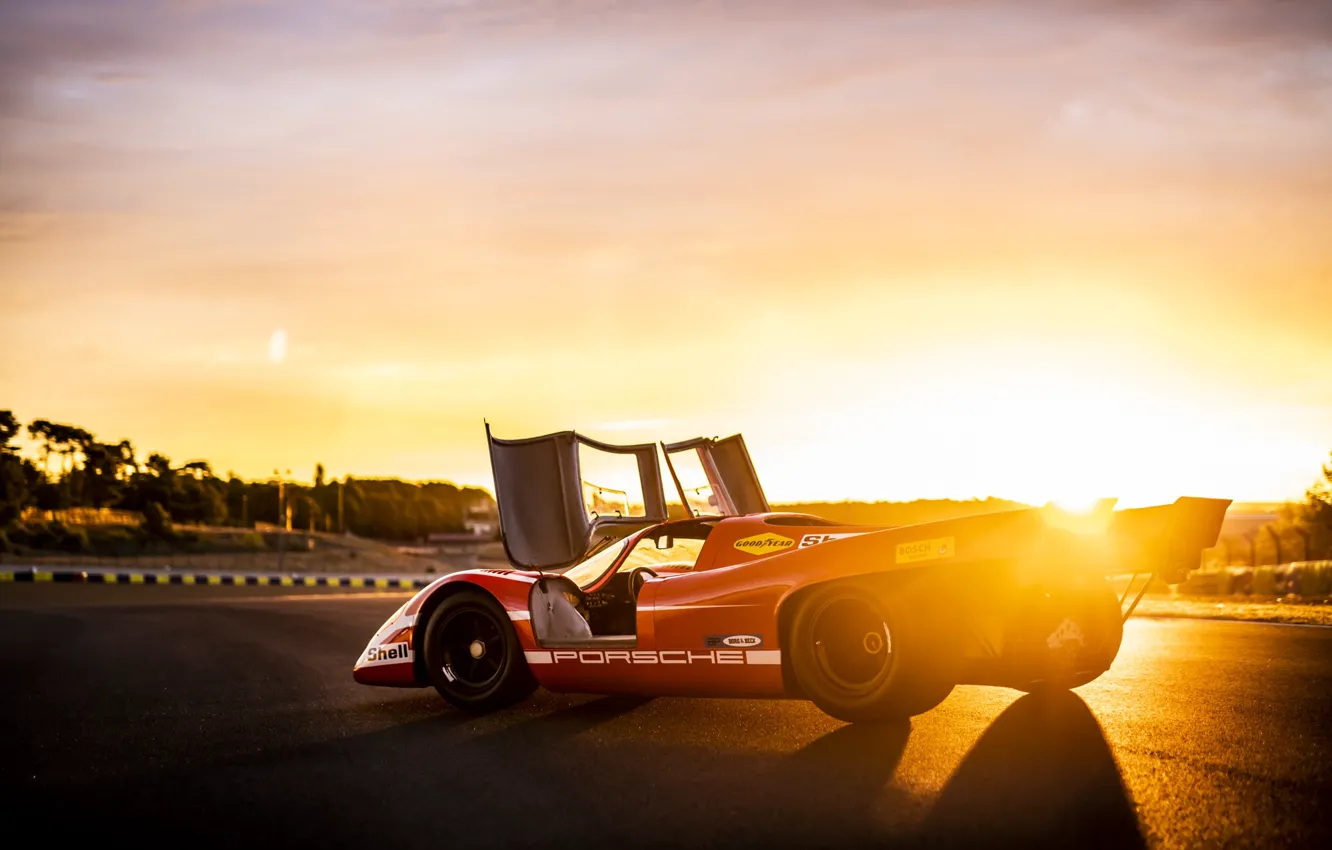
[81,442,124,508]
[143,502,173,539]
[0,455,37,527]
[225,476,248,527]
[0,410,20,451]
[41,422,91,477]
[147,453,173,478]
[114,440,137,480]
[8,410,504,542]
[179,460,213,479]
[1303,452,1332,559]
[129,452,176,512]
[26,419,55,476]
[0,413,25,525]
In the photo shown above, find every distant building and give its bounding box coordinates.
[461,497,499,538]
[463,517,497,537]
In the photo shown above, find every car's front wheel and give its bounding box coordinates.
[422,590,536,712]
[788,580,957,723]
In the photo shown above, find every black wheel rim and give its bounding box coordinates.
[436,606,506,690]
[810,595,892,694]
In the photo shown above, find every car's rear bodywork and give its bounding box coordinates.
[355,427,1229,709]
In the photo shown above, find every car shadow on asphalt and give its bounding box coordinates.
[12,691,1142,849]
[912,691,1146,849]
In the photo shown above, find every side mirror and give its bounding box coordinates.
[655,535,674,550]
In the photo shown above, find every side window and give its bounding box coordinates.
[578,443,649,519]
[619,535,708,573]
[664,449,718,516]
[662,434,767,517]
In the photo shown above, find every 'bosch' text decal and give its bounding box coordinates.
[895,536,955,564]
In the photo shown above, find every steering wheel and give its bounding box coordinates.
[627,567,658,601]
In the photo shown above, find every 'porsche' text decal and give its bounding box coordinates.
[733,533,795,556]
[524,649,781,666]
[895,536,955,564]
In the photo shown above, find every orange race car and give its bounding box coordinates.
[354,427,1228,722]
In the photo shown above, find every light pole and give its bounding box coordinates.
[274,469,284,527]
[274,469,291,573]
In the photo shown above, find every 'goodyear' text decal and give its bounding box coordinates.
[895,536,956,564]
[733,533,795,556]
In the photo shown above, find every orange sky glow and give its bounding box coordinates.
[2,1,1330,506]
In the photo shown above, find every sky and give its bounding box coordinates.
[1,0,1330,506]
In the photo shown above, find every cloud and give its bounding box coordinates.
[1,0,1330,499]
[94,71,149,84]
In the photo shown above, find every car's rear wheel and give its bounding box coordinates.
[422,590,536,712]
[1013,581,1124,693]
[789,580,957,723]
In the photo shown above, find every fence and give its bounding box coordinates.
[19,507,144,527]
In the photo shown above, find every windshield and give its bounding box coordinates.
[559,522,713,589]
[561,537,632,588]
[618,535,707,573]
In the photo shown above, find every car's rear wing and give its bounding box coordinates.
[1105,496,1231,619]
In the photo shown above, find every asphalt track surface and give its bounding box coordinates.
[2,585,1328,849]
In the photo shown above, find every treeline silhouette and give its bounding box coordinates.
[0,411,493,549]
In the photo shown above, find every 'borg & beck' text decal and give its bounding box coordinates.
[706,634,763,648]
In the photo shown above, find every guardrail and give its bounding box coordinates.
[0,566,433,589]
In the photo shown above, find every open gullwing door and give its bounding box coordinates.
[486,425,668,571]
[661,434,769,518]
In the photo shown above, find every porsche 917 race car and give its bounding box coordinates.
[354,428,1228,722]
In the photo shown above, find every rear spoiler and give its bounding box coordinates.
[1108,496,1230,619]
[1110,496,1231,585]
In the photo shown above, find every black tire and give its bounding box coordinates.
[788,580,958,723]
[1014,581,1124,693]
[422,590,536,713]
